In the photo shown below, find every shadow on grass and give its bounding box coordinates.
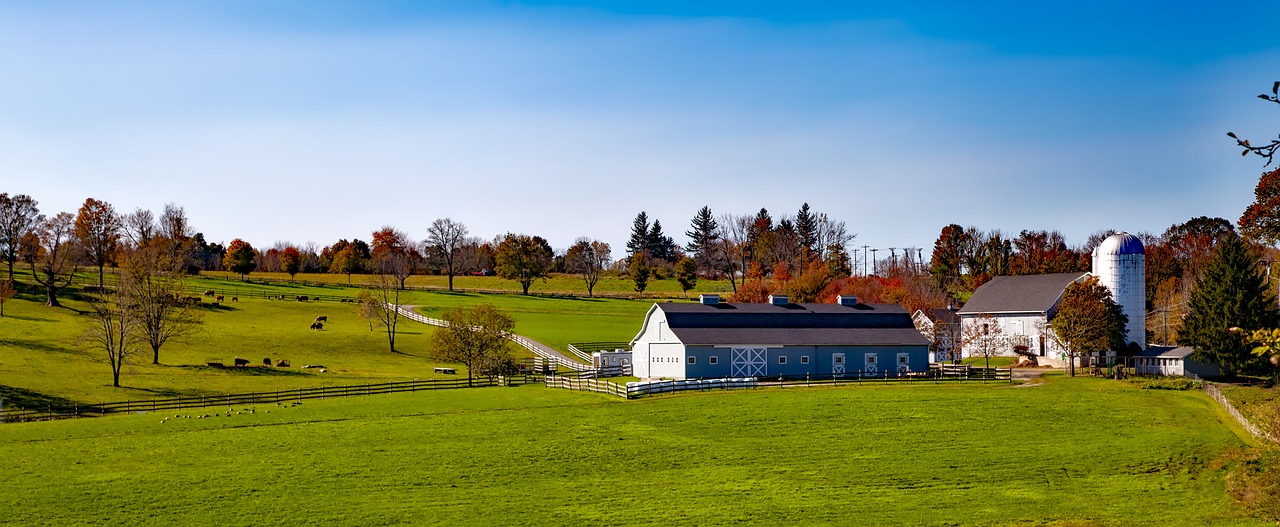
[177,365,313,377]
[0,385,85,409]
[0,338,78,355]
[0,313,58,323]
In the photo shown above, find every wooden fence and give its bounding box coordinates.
[1203,382,1279,444]
[0,377,531,423]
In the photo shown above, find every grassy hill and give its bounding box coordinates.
[0,377,1271,526]
[0,272,652,406]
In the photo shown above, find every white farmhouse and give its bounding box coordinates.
[956,272,1089,363]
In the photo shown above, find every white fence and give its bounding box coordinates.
[626,378,758,397]
[395,306,590,371]
[1203,382,1278,444]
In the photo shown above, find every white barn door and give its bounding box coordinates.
[832,353,846,376]
[731,347,767,377]
[864,353,879,373]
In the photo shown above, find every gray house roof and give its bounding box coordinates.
[1136,346,1194,358]
[956,272,1089,315]
[645,302,929,347]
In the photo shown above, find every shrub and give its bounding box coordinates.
[1126,377,1201,391]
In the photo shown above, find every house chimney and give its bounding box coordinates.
[769,294,789,305]
[837,295,859,306]
[699,294,720,305]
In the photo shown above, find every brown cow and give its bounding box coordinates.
[203,290,215,297]
[296,295,309,302]
[314,316,328,323]
[310,321,323,330]
[215,295,224,302]
[233,357,250,367]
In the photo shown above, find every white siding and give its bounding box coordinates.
[959,312,1068,359]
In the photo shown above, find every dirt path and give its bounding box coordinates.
[1012,368,1050,387]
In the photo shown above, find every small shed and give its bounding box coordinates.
[1133,346,1221,377]
[630,294,930,380]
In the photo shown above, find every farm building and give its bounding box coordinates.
[1132,346,1221,377]
[912,307,961,363]
[630,294,930,380]
[956,271,1089,362]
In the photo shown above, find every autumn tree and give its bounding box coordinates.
[716,213,751,293]
[371,226,418,289]
[493,233,553,295]
[223,238,257,280]
[158,203,195,272]
[73,198,122,289]
[1240,168,1280,245]
[430,304,515,386]
[0,193,42,282]
[82,280,139,387]
[565,238,611,297]
[1051,276,1128,376]
[280,246,302,282]
[795,203,818,259]
[628,252,650,293]
[30,212,79,307]
[1179,232,1278,376]
[0,280,14,316]
[326,239,369,284]
[675,256,697,295]
[426,218,468,291]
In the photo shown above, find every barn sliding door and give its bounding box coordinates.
[731,347,767,377]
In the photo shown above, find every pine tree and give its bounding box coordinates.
[684,206,720,275]
[627,211,650,258]
[647,220,671,261]
[1179,232,1278,375]
[795,203,817,254]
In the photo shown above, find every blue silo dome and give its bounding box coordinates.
[1095,231,1145,256]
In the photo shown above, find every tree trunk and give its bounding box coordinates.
[98,264,105,290]
[448,273,454,292]
[521,281,530,295]
[44,284,60,307]
[153,343,161,365]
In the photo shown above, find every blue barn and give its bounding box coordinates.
[630,294,930,380]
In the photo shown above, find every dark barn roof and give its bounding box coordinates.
[652,302,928,347]
[957,272,1088,315]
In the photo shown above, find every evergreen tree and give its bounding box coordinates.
[627,211,650,258]
[795,203,817,254]
[1179,232,1278,375]
[684,206,720,275]
[647,220,677,262]
[931,224,966,288]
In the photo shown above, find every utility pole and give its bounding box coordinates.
[889,247,898,270]
[861,245,869,276]
[870,248,879,276]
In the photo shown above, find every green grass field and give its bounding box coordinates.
[0,272,654,406]
[0,376,1269,526]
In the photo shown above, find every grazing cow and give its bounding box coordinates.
[314,315,328,323]
[204,290,215,297]
[277,360,290,368]
[216,295,224,302]
[231,296,238,302]
[310,321,324,330]
[233,357,250,367]
[312,296,321,302]
[263,358,273,367]
[296,295,309,302]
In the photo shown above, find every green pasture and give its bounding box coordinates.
[0,272,654,406]
[0,376,1270,526]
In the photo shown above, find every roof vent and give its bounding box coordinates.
[769,294,789,305]
[837,295,858,306]
[699,294,720,305]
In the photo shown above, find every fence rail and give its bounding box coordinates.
[0,377,535,424]
[395,306,590,371]
[1203,382,1279,444]
[566,342,632,362]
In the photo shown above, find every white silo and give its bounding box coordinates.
[1091,231,1146,349]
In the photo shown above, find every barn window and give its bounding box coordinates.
[709,356,718,364]
[687,356,696,364]
[801,356,810,365]
[834,355,844,365]
[778,356,787,364]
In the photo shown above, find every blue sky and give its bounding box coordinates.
[1,1,1277,263]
